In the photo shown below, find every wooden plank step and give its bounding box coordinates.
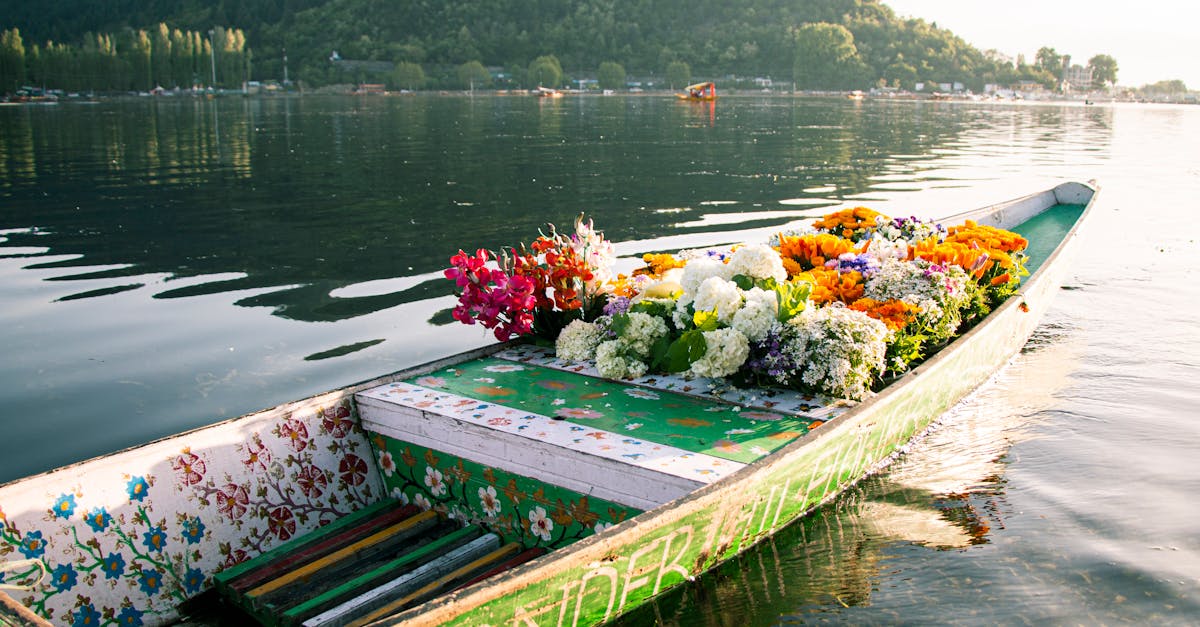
[214,499,404,594]
[277,525,486,626]
[453,545,547,590]
[224,502,421,595]
[344,540,526,627]
[245,510,444,612]
[301,534,512,627]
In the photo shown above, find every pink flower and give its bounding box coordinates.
[268,507,296,541]
[172,451,206,486]
[243,436,272,471]
[296,466,328,498]
[280,418,309,453]
[321,405,354,439]
[216,483,250,521]
[339,454,368,486]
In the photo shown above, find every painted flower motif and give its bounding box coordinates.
[171,451,207,486]
[535,379,574,391]
[183,566,205,594]
[486,417,512,427]
[483,363,525,373]
[338,454,368,486]
[280,418,309,453]
[424,466,446,497]
[139,569,163,596]
[126,476,150,502]
[321,404,355,439]
[554,407,603,420]
[713,439,742,453]
[223,548,250,569]
[725,428,755,435]
[101,552,126,579]
[52,493,76,519]
[216,483,250,521]
[268,507,297,541]
[528,506,554,542]
[390,487,410,505]
[594,521,615,533]
[478,486,501,517]
[377,451,396,477]
[142,525,168,552]
[18,530,45,558]
[413,493,432,511]
[71,604,101,627]
[623,388,660,400]
[751,446,771,456]
[624,423,643,431]
[116,606,144,626]
[414,376,447,387]
[472,377,495,384]
[181,517,206,545]
[243,436,272,471]
[84,507,113,533]
[50,563,77,592]
[296,465,329,499]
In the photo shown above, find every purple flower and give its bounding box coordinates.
[603,296,631,316]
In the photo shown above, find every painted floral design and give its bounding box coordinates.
[554,407,604,420]
[528,507,553,542]
[371,436,635,551]
[0,397,379,624]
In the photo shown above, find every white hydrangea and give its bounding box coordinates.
[727,244,787,282]
[595,340,648,379]
[692,277,743,324]
[731,287,778,341]
[679,257,733,305]
[555,319,604,362]
[785,305,887,401]
[689,328,750,379]
[620,311,669,355]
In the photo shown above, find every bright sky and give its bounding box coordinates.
[884,1,1200,88]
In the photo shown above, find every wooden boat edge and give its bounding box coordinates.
[375,180,1101,625]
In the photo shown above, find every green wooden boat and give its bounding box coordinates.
[0,182,1097,626]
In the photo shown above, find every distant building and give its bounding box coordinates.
[1062,64,1095,92]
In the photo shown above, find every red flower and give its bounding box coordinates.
[321,405,354,439]
[296,465,328,499]
[172,451,206,486]
[267,507,296,541]
[216,483,250,521]
[338,454,368,486]
[243,436,272,471]
[280,418,309,453]
[223,548,249,568]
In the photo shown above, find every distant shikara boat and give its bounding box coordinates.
[677,82,717,101]
[0,182,1098,626]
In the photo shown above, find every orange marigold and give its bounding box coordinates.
[811,207,886,238]
[849,298,918,331]
[797,267,865,305]
[634,252,687,277]
[776,233,859,275]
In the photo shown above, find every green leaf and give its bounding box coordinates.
[692,308,720,332]
[731,274,754,290]
[608,313,630,337]
[648,334,672,371]
[666,330,707,372]
[775,280,812,322]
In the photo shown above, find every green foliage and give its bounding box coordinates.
[792,22,864,90]
[665,60,690,89]
[597,61,625,90]
[528,55,562,88]
[0,0,1126,94]
[456,60,490,89]
[1087,54,1117,87]
[1,28,27,92]
[390,61,425,90]
[1035,46,1062,77]
[665,329,707,373]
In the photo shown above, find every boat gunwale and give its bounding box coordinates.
[382,180,1100,625]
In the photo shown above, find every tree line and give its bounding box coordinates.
[1,24,249,94]
[0,0,1138,96]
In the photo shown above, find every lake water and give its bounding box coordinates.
[2,95,1198,624]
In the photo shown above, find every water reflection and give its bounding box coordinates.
[0,96,1115,483]
[616,321,1085,625]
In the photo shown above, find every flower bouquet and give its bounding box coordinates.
[444,207,1029,401]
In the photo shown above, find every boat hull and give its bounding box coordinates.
[0,183,1097,626]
